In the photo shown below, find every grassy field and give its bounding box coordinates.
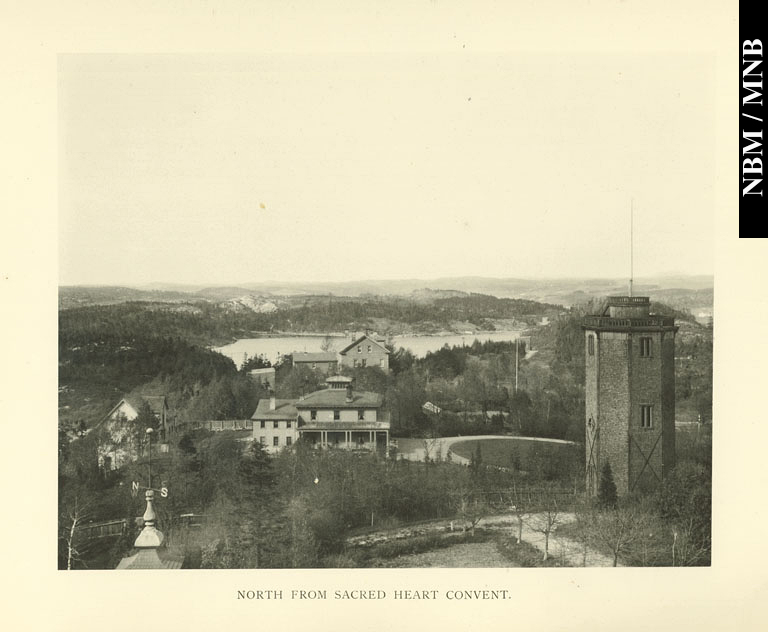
[450,438,581,481]
[352,531,567,568]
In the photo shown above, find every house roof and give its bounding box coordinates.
[294,388,382,409]
[292,352,338,363]
[248,367,275,375]
[251,399,300,420]
[122,395,167,415]
[99,394,167,428]
[338,335,390,356]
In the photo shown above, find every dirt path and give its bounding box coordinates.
[398,435,576,466]
[348,511,617,567]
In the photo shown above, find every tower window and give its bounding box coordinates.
[640,405,653,428]
[588,335,595,356]
[640,337,653,357]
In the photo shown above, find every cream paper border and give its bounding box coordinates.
[3,1,766,630]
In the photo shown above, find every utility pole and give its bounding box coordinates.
[515,337,519,393]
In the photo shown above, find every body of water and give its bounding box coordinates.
[213,331,522,367]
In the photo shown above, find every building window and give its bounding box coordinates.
[245,420,253,429]
[312,362,316,369]
[286,436,292,446]
[367,345,371,353]
[640,337,653,357]
[273,421,279,429]
[361,359,367,367]
[379,358,385,367]
[358,409,365,421]
[287,420,292,428]
[260,420,265,429]
[333,410,340,420]
[310,410,317,421]
[353,359,358,368]
[640,405,653,428]
[259,436,266,444]
[273,436,279,447]
[588,334,595,356]
[357,346,362,353]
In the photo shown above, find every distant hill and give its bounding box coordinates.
[60,275,713,313]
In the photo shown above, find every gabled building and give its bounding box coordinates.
[96,395,170,471]
[337,334,390,371]
[251,393,299,452]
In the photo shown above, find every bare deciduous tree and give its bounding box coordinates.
[60,495,93,570]
[591,505,648,567]
[526,490,562,561]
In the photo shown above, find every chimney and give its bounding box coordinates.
[345,383,353,403]
[269,389,276,411]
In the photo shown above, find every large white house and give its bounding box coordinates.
[250,376,390,454]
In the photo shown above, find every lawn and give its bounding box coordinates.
[450,438,581,481]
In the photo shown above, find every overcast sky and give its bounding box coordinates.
[59,53,715,286]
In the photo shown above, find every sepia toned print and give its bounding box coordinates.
[58,52,712,571]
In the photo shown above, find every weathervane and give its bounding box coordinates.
[131,427,169,500]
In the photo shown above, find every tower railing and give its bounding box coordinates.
[583,315,676,329]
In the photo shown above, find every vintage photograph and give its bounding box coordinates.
[57,51,713,571]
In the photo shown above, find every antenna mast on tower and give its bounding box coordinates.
[629,198,634,297]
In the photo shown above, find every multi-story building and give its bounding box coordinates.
[251,394,299,453]
[250,376,390,454]
[583,296,677,495]
[295,375,389,452]
[291,334,390,373]
[337,334,390,371]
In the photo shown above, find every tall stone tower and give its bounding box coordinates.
[583,296,677,496]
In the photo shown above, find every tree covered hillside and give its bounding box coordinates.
[59,293,563,345]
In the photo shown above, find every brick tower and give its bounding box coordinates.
[583,296,677,496]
